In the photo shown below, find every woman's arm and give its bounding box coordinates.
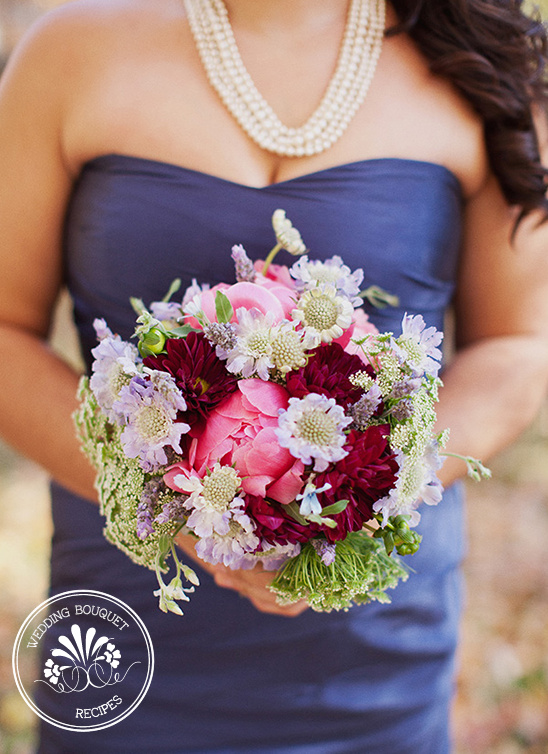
[436,174,548,486]
[0,15,97,500]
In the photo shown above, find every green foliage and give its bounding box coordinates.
[270,532,410,611]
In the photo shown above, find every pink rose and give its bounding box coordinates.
[186,280,295,328]
[165,379,304,504]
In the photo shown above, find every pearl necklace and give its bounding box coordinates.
[183,0,385,157]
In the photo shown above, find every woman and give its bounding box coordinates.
[1,0,548,751]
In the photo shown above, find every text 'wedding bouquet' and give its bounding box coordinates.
[76,211,482,615]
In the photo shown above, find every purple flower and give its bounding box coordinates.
[231,244,256,283]
[114,372,190,471]
[397,314,443,377]
[312,539,337,566]
[89,328,140,422]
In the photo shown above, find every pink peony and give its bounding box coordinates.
[165,379,304,504]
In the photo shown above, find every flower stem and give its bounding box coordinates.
[441,451,492,481]
[261,243,283,277]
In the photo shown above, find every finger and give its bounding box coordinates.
[247,595,309,617]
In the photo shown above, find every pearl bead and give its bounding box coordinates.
[184,0,385,157]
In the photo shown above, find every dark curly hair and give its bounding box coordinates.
[389,0,548,219]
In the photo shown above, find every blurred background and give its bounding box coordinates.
[0,1,548,753]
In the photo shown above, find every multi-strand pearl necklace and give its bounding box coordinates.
[183,0,385,157]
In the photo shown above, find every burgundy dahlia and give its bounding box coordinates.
[245,495,321,547]
[313,426,399,543]
[144,332,238,426]
[285,343,372,409]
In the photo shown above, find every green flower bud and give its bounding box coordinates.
[138,327,166,357]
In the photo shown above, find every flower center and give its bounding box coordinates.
[108,365,132,396]
[246,330,271,355]
[271,331,306,369]
[400,339,423,364]
[201,468,240,509]
[303,296,338,331]
[134,405,171,442]
[194,377,210,395]
[297,408,338,447]
[311,267,339,285]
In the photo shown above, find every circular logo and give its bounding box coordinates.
[12,590,154,732]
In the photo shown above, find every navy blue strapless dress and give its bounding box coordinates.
[40,155,464,753]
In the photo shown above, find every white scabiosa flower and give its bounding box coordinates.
[225,307,276,380]
[290,255,364,306]
[276,393,352,472]
[114,373,190,471]
[173,464,244,538]
[272,209,307,256]
[396,314,443,377]
[270,322,316,374]
[292,283,354,344]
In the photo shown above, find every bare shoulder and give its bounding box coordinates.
[378,25,489,199]
[5,0,181,76]
[420,68,488,198]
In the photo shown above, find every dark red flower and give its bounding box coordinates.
[245,495,320,547]
[144,332,237,426]
[246,425,398,547]
[313,426,399,542]
[285,343,372,409]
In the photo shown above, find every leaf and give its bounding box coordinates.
[214,290,234,324]
[169,325,199,337]
[307,514,338,528]
[284,501,309,526]
[321,499,349,516]
[359,285,400,309]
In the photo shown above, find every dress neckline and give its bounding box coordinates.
[82,153,462,196]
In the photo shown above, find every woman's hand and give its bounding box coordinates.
[175,532,308,617]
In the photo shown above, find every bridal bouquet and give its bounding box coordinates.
[75,210,467,615]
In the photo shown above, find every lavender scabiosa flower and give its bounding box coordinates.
[290,255,364,306]
[396,314,443,377]
[276,393,352,472]
[149,300,184,326]
[348,384,383,431]
[172,464,245,538]
[254,541,301,571]
[195,509,260,568]
[231,244,256,282]
[90,321,140,423]
[114,373,190,471]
